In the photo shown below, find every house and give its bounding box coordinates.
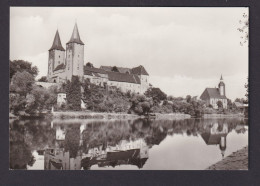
[200,75,228,109]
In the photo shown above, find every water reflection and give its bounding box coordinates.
[9,118,248,170]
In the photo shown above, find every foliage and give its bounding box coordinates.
[245,77,248,103]
[82,79,130,113]
[237,13,249,46]
[10,60,38,81]
[144,87,167,105]
[217,100,223,109]
[111,66,119,72]
[186,95,191,103]
[64,125,80,158]
[129,95,153,115]
[38,76,47,82]
[11,71,35,95]
[66,76,82,111]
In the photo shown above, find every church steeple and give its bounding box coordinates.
[220,74,223,81]
[49,30,65,51]
[67,22,84,45]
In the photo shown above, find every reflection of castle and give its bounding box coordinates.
[201,123,228,158]
[81,139,149,170]
[44,148,81,170]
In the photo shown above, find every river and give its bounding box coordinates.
[9,118,248,170]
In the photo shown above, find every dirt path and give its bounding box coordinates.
[207,146,248,170]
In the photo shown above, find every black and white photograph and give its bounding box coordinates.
[9,7,248,170]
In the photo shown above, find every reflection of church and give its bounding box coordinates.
[201,123,228,158]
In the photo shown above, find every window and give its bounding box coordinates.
[59,55,60,58]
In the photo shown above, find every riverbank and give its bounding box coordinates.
[51,111,191,120]
[206,146,248,170]
[203,113,244,118]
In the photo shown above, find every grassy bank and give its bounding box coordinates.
[203,113,244,118]
[51,111,191,120]
[207,146,248,170]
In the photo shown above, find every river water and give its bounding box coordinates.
[9,118,248,170]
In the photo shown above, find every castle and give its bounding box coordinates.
[47,23,150,94]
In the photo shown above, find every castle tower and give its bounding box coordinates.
[218,74,225,96]
[47,30,65,82]
[65,23,85,81]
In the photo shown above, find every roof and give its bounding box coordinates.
[101,66,132,74]
[67,23,84,45]
[49,30,65,51]
[107,71,141,84]
[131,65,149,76]
[54,63,65,71]
[200,88,227,100]
[84,66,107,75]
[201,133,227,145]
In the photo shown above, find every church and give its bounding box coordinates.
[200,75,228,109]
[47,23,150,94]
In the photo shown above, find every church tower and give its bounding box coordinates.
[218,74,225,96]
[65,23,85,81]
[47,30,65,82]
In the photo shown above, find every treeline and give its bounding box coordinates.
[9,60,246,117]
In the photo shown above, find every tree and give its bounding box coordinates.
[145,87,167,104]
[244,77,248,103]
[111,66,119,72]
[10,71,35,95]
[38,76,47,82]
[66,76,82,111]
[10,60,38,80]
[64,126,80,158]
[186,95,191,103]
[86,62,93,68]
[217,100,223,110]
[237,12,248,46]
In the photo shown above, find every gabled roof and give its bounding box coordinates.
[107,71,141,84]
[54,63,65,71]
[131,65,149,76]
[100,66,132,74]
[84,66,107,75]
[200,88,227,100]
[67,23,84,45]
[49,30,65,51]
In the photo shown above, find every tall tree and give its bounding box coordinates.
[10,71,35,95]
[145,87,167,104]
[10,60,39,80]
[66,76,82,111]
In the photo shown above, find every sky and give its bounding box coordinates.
[10,7,248,101]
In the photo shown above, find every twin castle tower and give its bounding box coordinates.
[47,23,84,83]
[47,23,150,94]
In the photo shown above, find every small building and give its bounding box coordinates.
[57,92,66,107]
[200,75,228,109]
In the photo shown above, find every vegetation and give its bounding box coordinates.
[38,76,48,82]
[10,60,38,81]
[66,76,82,111]
[9,61,57,115]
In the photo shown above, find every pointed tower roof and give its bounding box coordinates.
[49,30,65,51]
[220,74,223,81]
[67,23,84,45]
